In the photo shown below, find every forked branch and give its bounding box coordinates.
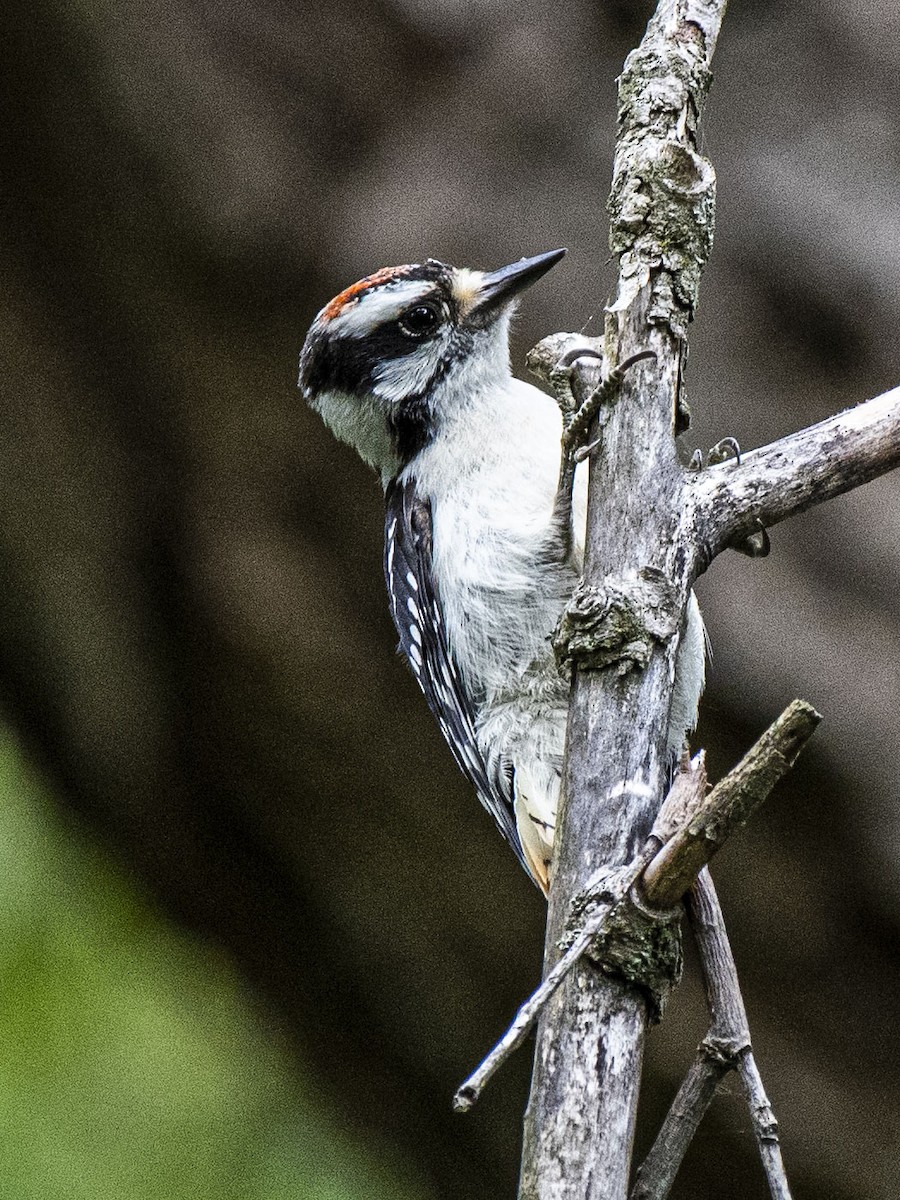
[631,871,791,1200]
[516,0,900,1196]
[456,702,819,1116]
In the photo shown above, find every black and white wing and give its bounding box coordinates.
[383,477,525,872]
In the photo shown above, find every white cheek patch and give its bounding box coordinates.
[372,341,445,402]
[327,281,437,339]
[309,388,401,476]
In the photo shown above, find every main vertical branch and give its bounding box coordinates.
[519,5,728,1197]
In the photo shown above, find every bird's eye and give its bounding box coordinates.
[399,304,440,338]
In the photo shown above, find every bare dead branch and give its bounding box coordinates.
[692,875,792,1200]
[521,7,730,1195]
[737,1054,791,1200]
[691,385,900,561]
[460,702,816,1119]
[630,1054,730,1200]
[517,0,898,1195]
[634,700,818,1194]
[632,870,792,1200]
[453,848,655,1114]
[456,754,705,1112]
[640,700,821,906]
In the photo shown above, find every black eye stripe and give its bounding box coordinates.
[299,282,475,406]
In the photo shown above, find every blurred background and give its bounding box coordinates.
[2,0,899,1196]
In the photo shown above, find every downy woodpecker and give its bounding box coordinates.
[299,250,705,892]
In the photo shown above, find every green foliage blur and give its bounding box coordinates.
[0,727,430,1200]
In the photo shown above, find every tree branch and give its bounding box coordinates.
[691,385,900,561]
[520,5,728,1196]
[639,700,821,905]
[458,701,817,1119]
[453,846,656,1116]
[517,1,900,1196]
[631,871,792,1200]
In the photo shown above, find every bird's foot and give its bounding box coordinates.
[732,518,770,558]
[542,348,656,566]
[688,436,742,472]
[558,348,656,465]
[687,438,771,557]
[708,436,741,466]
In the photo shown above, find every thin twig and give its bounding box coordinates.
[456,755,707,1111]
[630,1054,731,1200]
[453,848,656,1113]
[632,871,792,1200]
[736,1054,792,1200]
[690,870,751,1063]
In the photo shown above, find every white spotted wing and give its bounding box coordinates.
[383,478,525,871]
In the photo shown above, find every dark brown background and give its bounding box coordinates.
[2,1,899,1196]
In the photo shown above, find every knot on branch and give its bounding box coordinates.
[700,1032,750,1068]
[750,1105,780,1144]
[453,702,822,1115]
[562,865,682,1023]
[552,567,678,672]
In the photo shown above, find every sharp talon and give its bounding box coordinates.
[560,347,656,465]
[574,436,602,463]
[602,349,656,395]
[556,346,605,370]
[615,349,657,375]
[708,436,741,466]
[732,520,770,558]
[688,448,703,472]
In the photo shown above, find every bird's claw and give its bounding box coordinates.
[555,345,605,371]
[686,438,770,556]
[573,436,602,464]
[731,519,771,558]
[707,436,741,466]
[558,349,656,464]
[687,436,742,472]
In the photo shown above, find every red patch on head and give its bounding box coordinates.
[320,264,416,322]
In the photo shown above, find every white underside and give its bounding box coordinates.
[399,374,706,890]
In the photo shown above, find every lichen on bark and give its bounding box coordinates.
[607,30,717,327]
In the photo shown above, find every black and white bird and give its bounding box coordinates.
[299,249,705,892]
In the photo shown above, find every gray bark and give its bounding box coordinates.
[518,2,900,1197]
[692,385,900,558]
[631,870,791,1199]
[520,5,728,1196]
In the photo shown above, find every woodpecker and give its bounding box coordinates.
[299,250,706,892]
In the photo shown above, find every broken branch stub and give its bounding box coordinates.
[641,700,822,907]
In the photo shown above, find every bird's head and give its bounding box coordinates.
[299,248,566,480]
